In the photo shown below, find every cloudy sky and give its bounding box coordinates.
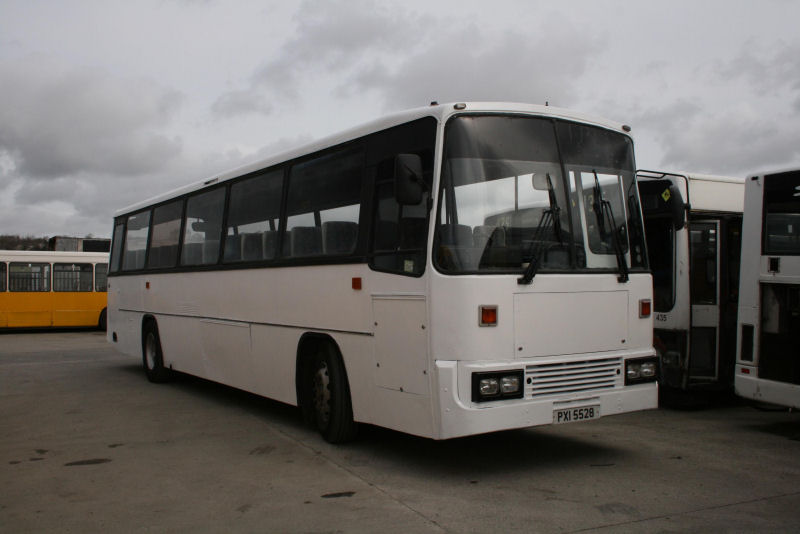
[1,0,799,238]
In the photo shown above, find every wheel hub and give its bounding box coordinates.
[313,360,331,426]
[145,333,157,370]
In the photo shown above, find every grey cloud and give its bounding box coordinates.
[0,56,184,179]
[635,101,800,175]
[253,0,421,84]
[214,0,428,110]
[223,3,600,116]
[345,23,601,109]
[211,89,273,118]
[714,40,800,96]
[627,38,800,176]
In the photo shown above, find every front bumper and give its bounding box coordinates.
[435,349,659,439]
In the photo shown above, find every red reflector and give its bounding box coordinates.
[479,306,498,326]
[352,277,362,290]
[639,299,651,318]
[741,368,750,374]
[145,281,150,289]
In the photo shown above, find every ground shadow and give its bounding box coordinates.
[114,364,634,476]
[744,416,800,441]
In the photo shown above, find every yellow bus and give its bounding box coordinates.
[0,250,108,329]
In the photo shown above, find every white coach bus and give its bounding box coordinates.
[637,171,744,393]
[736,168,800,409]
[107,102,658,442]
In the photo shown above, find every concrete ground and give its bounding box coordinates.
[1,331,799,533]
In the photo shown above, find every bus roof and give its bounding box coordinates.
[0,250,109,262]
[747,166,800,179]
[114,102,633,217]
[638,170,745,213]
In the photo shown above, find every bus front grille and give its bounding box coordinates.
[525,357,623,397]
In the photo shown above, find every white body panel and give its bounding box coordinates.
[429,271,655,438]
[686,174,745,213]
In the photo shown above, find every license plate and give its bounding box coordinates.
[553,405,601,424]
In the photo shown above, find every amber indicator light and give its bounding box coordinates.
[479,305,498,326]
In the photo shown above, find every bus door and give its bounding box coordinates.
[688,220,721,381]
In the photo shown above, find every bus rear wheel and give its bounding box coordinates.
[142,321,171,383]
[309,347,357,443]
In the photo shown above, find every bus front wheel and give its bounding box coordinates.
[309,346,357,443]
[142,321,171,383]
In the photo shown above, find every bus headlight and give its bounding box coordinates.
[479,377,500,396]
[625,357,658,385]
[472,370,524,402]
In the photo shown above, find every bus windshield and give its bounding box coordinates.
[435,115,647,276]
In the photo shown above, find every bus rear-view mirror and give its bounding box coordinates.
[667,184,686,231]
[394,154,424,205]
[638,179,686,231]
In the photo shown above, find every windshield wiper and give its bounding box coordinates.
[518,174,561,285]
[592,170,629,283]
[548,173,564,246]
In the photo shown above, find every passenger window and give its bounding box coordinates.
[110,222,125,273]
[147,200,183,269]
[224,169,284,263]
[122,211,151,271]
[286,150,363,258]
[183,188,226,266]
[95,263,108,292]
[9,262,50,292]
[0,262,5,292]
[53,263,93,292]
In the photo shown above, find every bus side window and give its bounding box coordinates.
[95,263,108,292]
[53,263,93,292]
[369,158,429,275]
[122,211,151,271]
[182,187,226,266]
[0,262,6,292]
[364,118,436,276]
[223,169,283,263]
[110,221,125,273]
[9,262,50,292]
[285,149,363,260]
[147,200,184,270]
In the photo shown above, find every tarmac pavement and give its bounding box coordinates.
[1,331,799,533]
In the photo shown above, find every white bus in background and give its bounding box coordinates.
[637,171,744,394]
[107,102,658,443]
[736,168,800,409]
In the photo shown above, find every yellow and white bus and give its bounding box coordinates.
[107,102,658,442]
[736,168,800,409]
[0,250,108,329]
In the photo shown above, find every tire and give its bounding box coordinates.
[98,308,107,331]
[309,345,357,443]
[142,321,171,383]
